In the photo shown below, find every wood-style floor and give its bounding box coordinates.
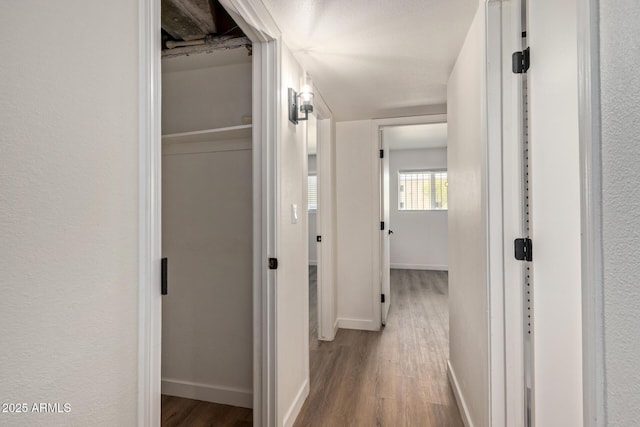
[295,268,463,427]
[161,268,460,426]
[161,394,252,427]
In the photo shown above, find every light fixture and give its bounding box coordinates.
[288,84,314,124]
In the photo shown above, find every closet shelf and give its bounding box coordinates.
[162,124,252,144]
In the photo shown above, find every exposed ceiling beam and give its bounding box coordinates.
[161,35,251,58]
[161,0,216,41]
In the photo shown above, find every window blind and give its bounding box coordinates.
[308,175,318,211]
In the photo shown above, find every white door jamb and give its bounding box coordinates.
[138,0,162,425]
[577,0,605,424]
[312,88,337,341]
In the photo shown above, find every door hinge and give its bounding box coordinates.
[380,149,384,159]
[381,294,385,303]
[512,47,530,73]
[316,235,322,242]
[268,257,278,270]
[514,238,533,261]
[380,221,385,230]
[161,257,168,295]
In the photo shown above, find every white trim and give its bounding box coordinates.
[316,115,336,342]
[337,317,380,331]
[219,0,280,42]
[577,0,605,425]
[162,379,253,408]
[390,263,448,271]
[497,0,528,425]
[282,379,309,427]
[137,0,162,425]
[250,39,280,427]
[448,361,474,427]
[374,115,448,127]
[485,2,509,427]
[138,1,281,427]
[218,4,281,427]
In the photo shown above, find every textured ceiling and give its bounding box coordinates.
[261,0,478,120]
[385,123,447,150]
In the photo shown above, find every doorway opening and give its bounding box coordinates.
[159,17,255,426]
[140,0,280,425]
[378,120,448,326]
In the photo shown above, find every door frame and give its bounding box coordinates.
[311,88,337,341]
[485,0,529,424]
[137,0,281,426]
[378,128,390,325]
[577,0,604,424]
[372,114,447,329]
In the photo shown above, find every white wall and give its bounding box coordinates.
[528,0,583,425]
[0,2,138,426]
[446,7,489,427]
[335,120,380,331]
[162,57,252,134]
[389,148,448,270]
[277,44,310,426]
[308,155,317,264]
[161,143,253,406]
[599,0,640,424]
[334,114,448,332]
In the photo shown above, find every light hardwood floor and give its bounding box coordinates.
[294,268,463,427]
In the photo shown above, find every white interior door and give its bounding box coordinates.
[380,131,391,325]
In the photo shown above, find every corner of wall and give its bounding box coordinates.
[448,361,474,427]
[282,379,309,427]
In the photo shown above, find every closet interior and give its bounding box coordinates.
[160,44,254,424]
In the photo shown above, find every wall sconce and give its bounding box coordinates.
[288,84,314,124]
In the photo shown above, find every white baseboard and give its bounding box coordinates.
[337,317,380,331]
[162,378,252,409]
[282,379,309,427]
[390,263,448,271]
[447,361,473,427]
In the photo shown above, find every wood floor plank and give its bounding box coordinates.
[294,268,463,427]
[161,395,252,427]
[162,268,461,426]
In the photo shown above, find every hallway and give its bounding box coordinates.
[295,269,462,426]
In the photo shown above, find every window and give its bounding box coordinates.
[398,170,448,211]
[308,174,318,211]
